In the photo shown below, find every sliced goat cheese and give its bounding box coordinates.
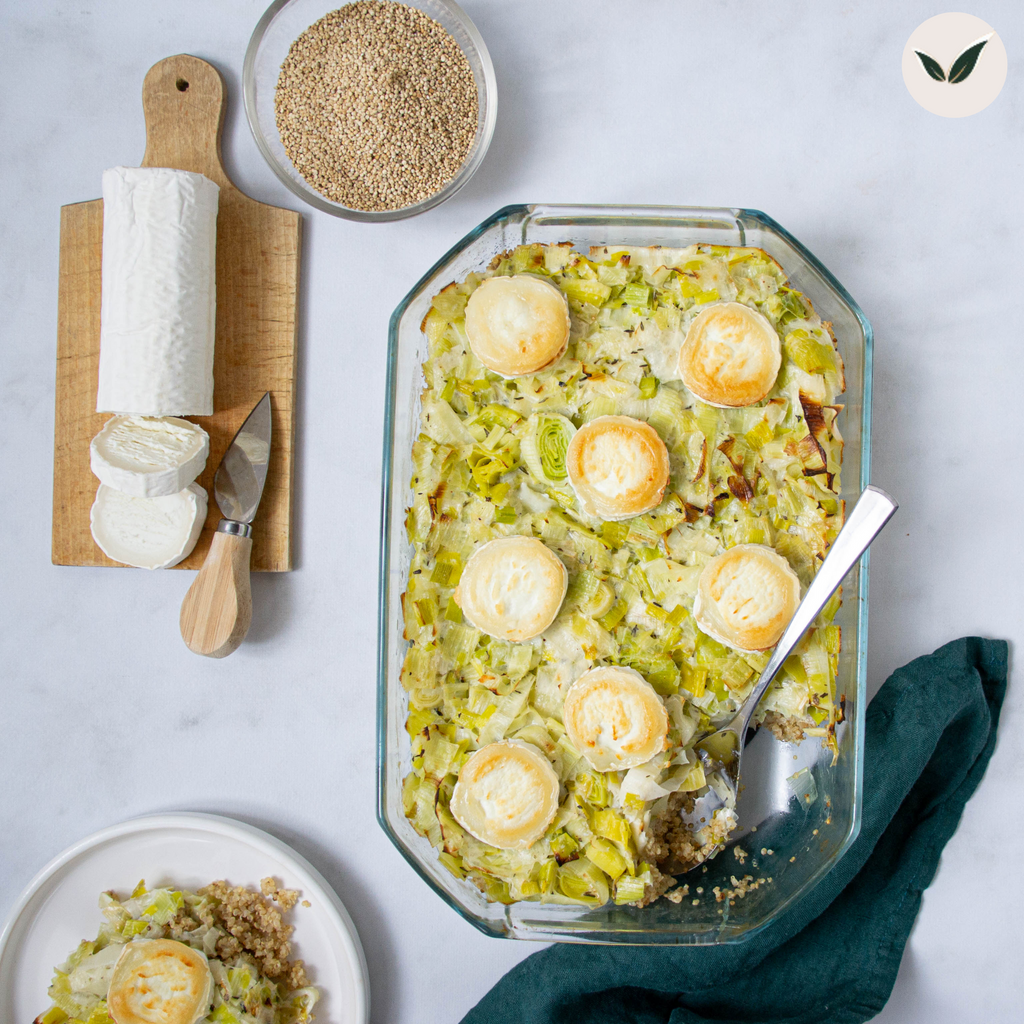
[90,416,209,497]
[565,415,670,521]
[450,741,560,850]
[96,166,219,416]
[563,666,669,772]
[108,938,213,1024]
[454,536,568,642]
[90,483,207,569]
[693,543,801,652]
[464,275,570,378]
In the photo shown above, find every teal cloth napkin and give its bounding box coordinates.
[460,637,1008,1024]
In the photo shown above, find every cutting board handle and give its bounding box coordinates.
[141,54,234,193]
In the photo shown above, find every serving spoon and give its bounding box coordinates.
[681,485,898,869]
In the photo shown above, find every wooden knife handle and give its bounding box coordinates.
[180,527,252,658]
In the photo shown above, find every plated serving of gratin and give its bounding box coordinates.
[34,879,317,1024]
[398,241,847,909]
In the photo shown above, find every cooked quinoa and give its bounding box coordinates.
[712,874,768,904]
[763,709,811,743]
[169,878,309,989]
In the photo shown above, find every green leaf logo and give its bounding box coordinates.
[904,16,1005,117]
[948,38,990,83]
[914,33,993,85]
[915,50,946,81]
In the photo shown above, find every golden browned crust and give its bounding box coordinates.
[566,415,670,520]
[107,939,211,1024]
[562,667,669,771]
[455,536,568,641]
[464,274,570,377]
[679,302,781,408]
[450,740,560,849]
[693,544,801,651]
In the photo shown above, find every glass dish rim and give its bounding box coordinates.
[377,204,874,942]
[242,0,498,222]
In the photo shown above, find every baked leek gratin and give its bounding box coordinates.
[401,242,846,907]
[35,880,317,1024]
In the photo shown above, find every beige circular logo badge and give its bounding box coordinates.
[902,13,1006,117]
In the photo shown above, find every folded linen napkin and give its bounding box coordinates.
[460,637,1008,1024]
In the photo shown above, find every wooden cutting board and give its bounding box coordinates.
[53,54,301,571]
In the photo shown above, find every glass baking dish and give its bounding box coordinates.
[377,205,873,943]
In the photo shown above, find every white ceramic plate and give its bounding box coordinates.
[0,813,369,1024]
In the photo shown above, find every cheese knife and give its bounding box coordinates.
[180,392,272,658]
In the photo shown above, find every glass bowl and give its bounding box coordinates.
[377,205,874,942]
[243,0,497,221]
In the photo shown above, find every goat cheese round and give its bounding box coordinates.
[563,666,669,771]
[566,415,670,520]
[450,740,560,850]
[107,938,213,1024]
[455,536,568,642]
[465,275,571,378]
[693,543,801,652]
[90,483,207,570]
[90,416,209,497]
[678,301,781,408]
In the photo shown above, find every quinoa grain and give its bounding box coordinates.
[275,1,478,211]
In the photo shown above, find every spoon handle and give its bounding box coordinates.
[737,485,899,730]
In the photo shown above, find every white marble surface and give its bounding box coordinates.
[1,0,1021,1020]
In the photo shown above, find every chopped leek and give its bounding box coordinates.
[586,838,627,880]
[613,868,651,905]
[591,808,633,846]
[431,550,463,587]
[601,520,630,548]
[575,771,609,807]
[622,282,652,308]
[557,858,610,906]
[521,413,576,487]
[550,830,579,860]
[561,277,612,306]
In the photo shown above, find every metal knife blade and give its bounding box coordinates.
[215,392,272,525]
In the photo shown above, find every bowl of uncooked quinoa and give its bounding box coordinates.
[244,0,496,220]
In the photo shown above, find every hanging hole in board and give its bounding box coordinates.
[176,78,190,92]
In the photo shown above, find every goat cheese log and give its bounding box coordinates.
[96,167,220,416]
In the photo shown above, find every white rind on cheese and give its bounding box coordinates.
[90,483,207,569]
[90,416,209,497]
[96,166,219,416]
